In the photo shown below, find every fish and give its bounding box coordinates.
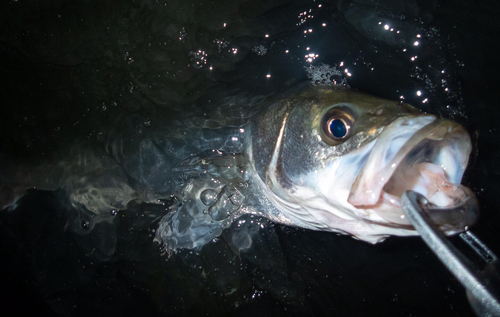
[154,84,478,251]
[0,84,478,252]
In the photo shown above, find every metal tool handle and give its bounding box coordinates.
[401,190,500,317]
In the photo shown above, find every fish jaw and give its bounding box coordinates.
[347,115,478,231]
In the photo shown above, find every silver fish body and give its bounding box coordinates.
[155,85,477,251]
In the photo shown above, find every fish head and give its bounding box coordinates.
[246,85,477,243]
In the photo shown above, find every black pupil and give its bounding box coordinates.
[329,119,347,138]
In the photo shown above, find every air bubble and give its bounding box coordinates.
[189,50,208,69]
[305,63,349,87]
[200,189,218,206]
[81,220,90,229]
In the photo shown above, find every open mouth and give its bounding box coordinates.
[347,116,478,231]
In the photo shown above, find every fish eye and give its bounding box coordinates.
[320,106,355,145]
[328,118,349,139]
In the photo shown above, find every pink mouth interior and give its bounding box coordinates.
[383,162,464,208]
[346,119,476,228]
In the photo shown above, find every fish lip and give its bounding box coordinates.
[347,115,478,231]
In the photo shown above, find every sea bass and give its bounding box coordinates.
[155,85,478,250]
[0,84,477,252]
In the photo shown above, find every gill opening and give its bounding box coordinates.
[266,112,289,190]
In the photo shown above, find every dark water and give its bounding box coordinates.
[0,0,499,316]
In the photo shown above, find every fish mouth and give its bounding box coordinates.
[348,115,478,232]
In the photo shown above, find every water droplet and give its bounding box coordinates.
[229,194,242,206]
[200,189,217,206]
[81,220,90,229]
